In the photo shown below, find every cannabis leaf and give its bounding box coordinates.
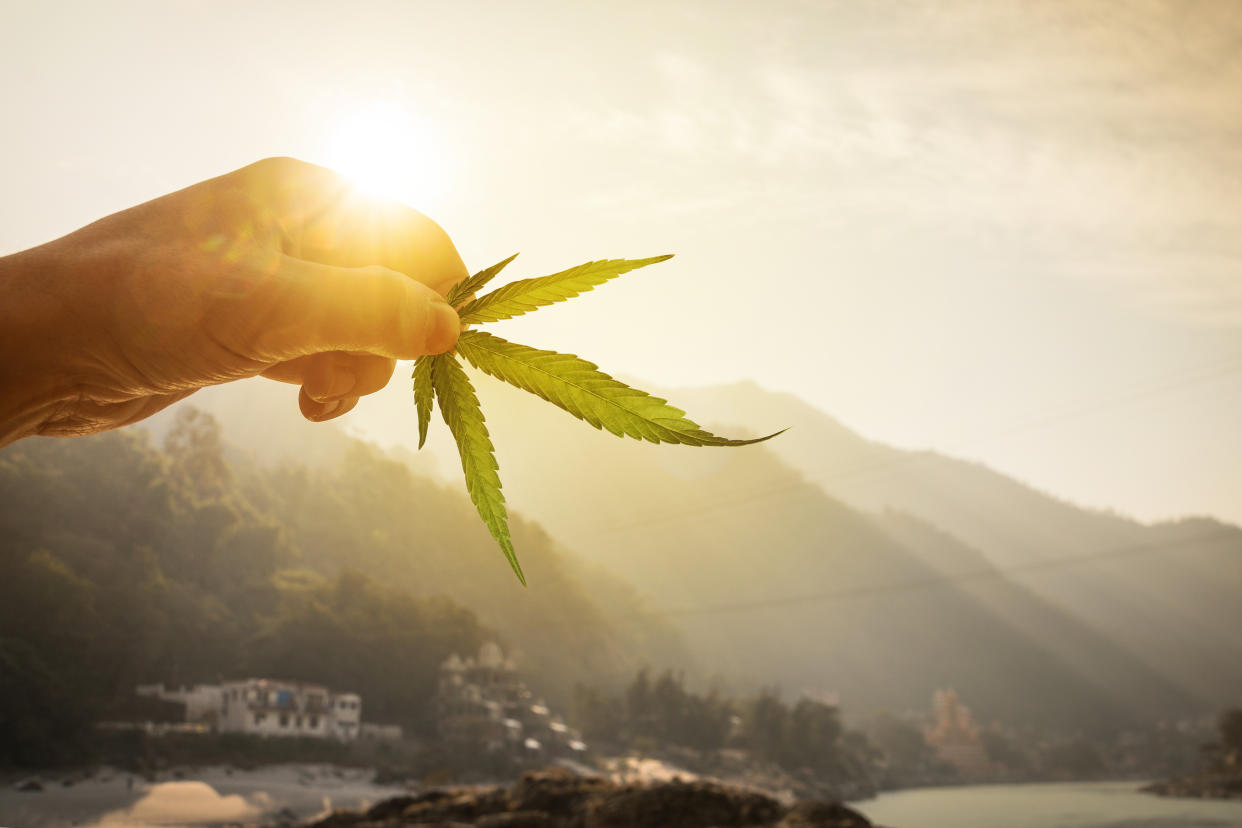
[413,354,436,449]
[445,252,519,308]
[456,331,777,447]
[431,351,524,586]
[415,253,780,584]
[458,255,672,324]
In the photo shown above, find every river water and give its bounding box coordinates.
[854,780,1242,828]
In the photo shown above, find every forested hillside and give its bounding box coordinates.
[0,409,684,766]
[423,375,1239,727]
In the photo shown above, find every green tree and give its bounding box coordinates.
[784,698,844,772]
[570,683,623,744]
[741,688,789,762]
[0,551,101,764]
[247,570,487,735]
[1218,708,1242,754]
[164,407,232,503]
[625,668,655,739]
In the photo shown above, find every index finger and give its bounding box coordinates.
[240,156,469,297]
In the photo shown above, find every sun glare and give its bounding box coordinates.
[322,100,449,210]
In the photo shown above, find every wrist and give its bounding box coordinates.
[0,246,80,446]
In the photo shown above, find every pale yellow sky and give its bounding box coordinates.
[3,0,1241,524]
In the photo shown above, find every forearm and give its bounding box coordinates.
[0,245,79,447]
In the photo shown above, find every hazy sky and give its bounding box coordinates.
[3,0,1241,524]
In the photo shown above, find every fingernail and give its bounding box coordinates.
[427,301,461,353]
[307,367,356,403]
[310,399,342,421]
[318,369,356,402]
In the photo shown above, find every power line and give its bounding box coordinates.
[659,525,1240,618]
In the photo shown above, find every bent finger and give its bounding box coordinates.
[299,388,360,423]
[263,352,395,401]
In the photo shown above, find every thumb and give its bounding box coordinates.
[237,257,461,363]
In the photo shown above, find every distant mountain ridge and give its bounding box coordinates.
[149,377,1242,728]
[447,376,1242,726]
[669,382,1242,710]
[135,384,691,706]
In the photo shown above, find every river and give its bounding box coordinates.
[854,780,1242,828]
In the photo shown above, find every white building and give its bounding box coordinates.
[131,679,401,742]
[218,679,362,740]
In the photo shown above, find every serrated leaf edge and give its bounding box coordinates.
[456,330,781,447]
[413,355,437,450]
[446,253,520,308]
[432,353,526,586]
[458,254,673,325]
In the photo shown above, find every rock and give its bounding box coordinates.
[364,795,421,821]
[401,787,510,823]
[285,766,871,827]
[269,806,301,826]
[586,778,784,827]
[1143,771,1242,801]
[508,768,610,817]
[305,810,366,828]
[779,799,872,827]
[476,812,556,828]
[16,778,43,792]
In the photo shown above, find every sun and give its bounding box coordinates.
[321,100,449,210]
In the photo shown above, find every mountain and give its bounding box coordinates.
[427,375,1240,726]
[669,382,1242,710]
[147,376,1242,728]
[139,394,695,705]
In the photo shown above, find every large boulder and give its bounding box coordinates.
[299,767,875,828]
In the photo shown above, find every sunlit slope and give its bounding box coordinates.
[253,439,689,701]
[456,376,1225,725]
[131,407,691,705]
[669,382,1242,710]
[146,375,1241,721]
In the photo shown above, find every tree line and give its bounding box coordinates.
[570,669,880,787]
[0,408,655,767]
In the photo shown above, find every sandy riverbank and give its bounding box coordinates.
[0,764,407,828]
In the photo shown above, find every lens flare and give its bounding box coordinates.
[322,100,448,210]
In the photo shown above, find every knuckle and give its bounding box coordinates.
[245,157,343,193]
[251,156,306,178]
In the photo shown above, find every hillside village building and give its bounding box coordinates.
[924,688,995,778]
[135,679,384,741]
[219,679,361,740]
[437,642,586,758]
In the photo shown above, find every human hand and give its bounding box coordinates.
[0,157,466,447]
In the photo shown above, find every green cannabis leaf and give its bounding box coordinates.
[430,352,524,585]
[412,354,436,450]
[445,252,519,308]
[415,253,781,584]
[456,331,774,447]
[458,255,673,324]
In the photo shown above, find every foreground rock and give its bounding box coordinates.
[1142,770,1242,801]
[296,768,875,827]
